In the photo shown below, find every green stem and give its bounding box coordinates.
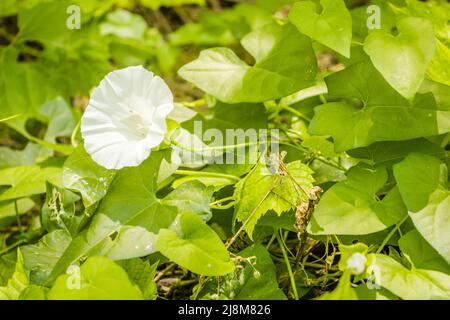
[0,239,27,256]
[210,196,236,210]
[276,230,299,300]
[175,170,240,182]
[171,138,257,153]
[280,105,311,122]
[210,196,235,206]
[210,202,236,210]
[14,200,24,236]
[376,215,409,254]
[266,233,277,249]
[0,114,21,122]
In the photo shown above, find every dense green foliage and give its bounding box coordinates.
[0,0,449,300]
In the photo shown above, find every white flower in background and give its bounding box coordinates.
[81,66,173,169]
[346,253,367,275]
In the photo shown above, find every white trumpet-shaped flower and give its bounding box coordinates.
[346,253,367,275]
[81,66,173,169]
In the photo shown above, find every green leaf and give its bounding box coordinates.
[19,285,48,300]
[156,212,235,276]
[0,165,62,201]
[17,0,70,43]
[161,181,214,222]
[94,215,159,261]
[48,151,222,281]
[352,284,398,300]
[199,244,286,300]
[0,250,29,300]
[141,0,205,10]
[0,198,34,229]
[39,97,76,144]
[338,242,368,272]
[309,61,450,151]
[308,165,407,235]
[0,252,17,286]
[317,269,357,300]
[118,259,158,300]
[0,47,59,123]
[289,0,352,57]
[47,256,143,300]
[0,144,42,169]
[62,145,116,208]
[393,153,450,264]
[21,230,72,286]
[363,17,435,98]
[367,253,450,300]
[399,230,450,274]
[178,23,316,103]
[100,9,148,40]
[427,38,450,86]
[347,138,445,166]
[234,159,314,239]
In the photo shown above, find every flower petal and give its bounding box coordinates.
[81,65,174,169]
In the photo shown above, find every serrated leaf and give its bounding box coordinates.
[234,159,314,239]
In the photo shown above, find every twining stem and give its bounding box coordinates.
[0,239,27,256]
[210,196,236,210]
[279,105,312,122]
[170,138,258,153]
[210,196,235,206]
[154,262,177,282]
[210,202,236,210]
[266,233,277,249]
[376,214,409,254]
[174,170,240,182]
[0,114,21,122]
[276,230,299,300]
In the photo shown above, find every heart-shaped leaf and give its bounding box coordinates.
[308,164,406,235]
[364,17,435,98]
[289,0,352,57]
[309,61,450,151]
[178,23,316,103]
